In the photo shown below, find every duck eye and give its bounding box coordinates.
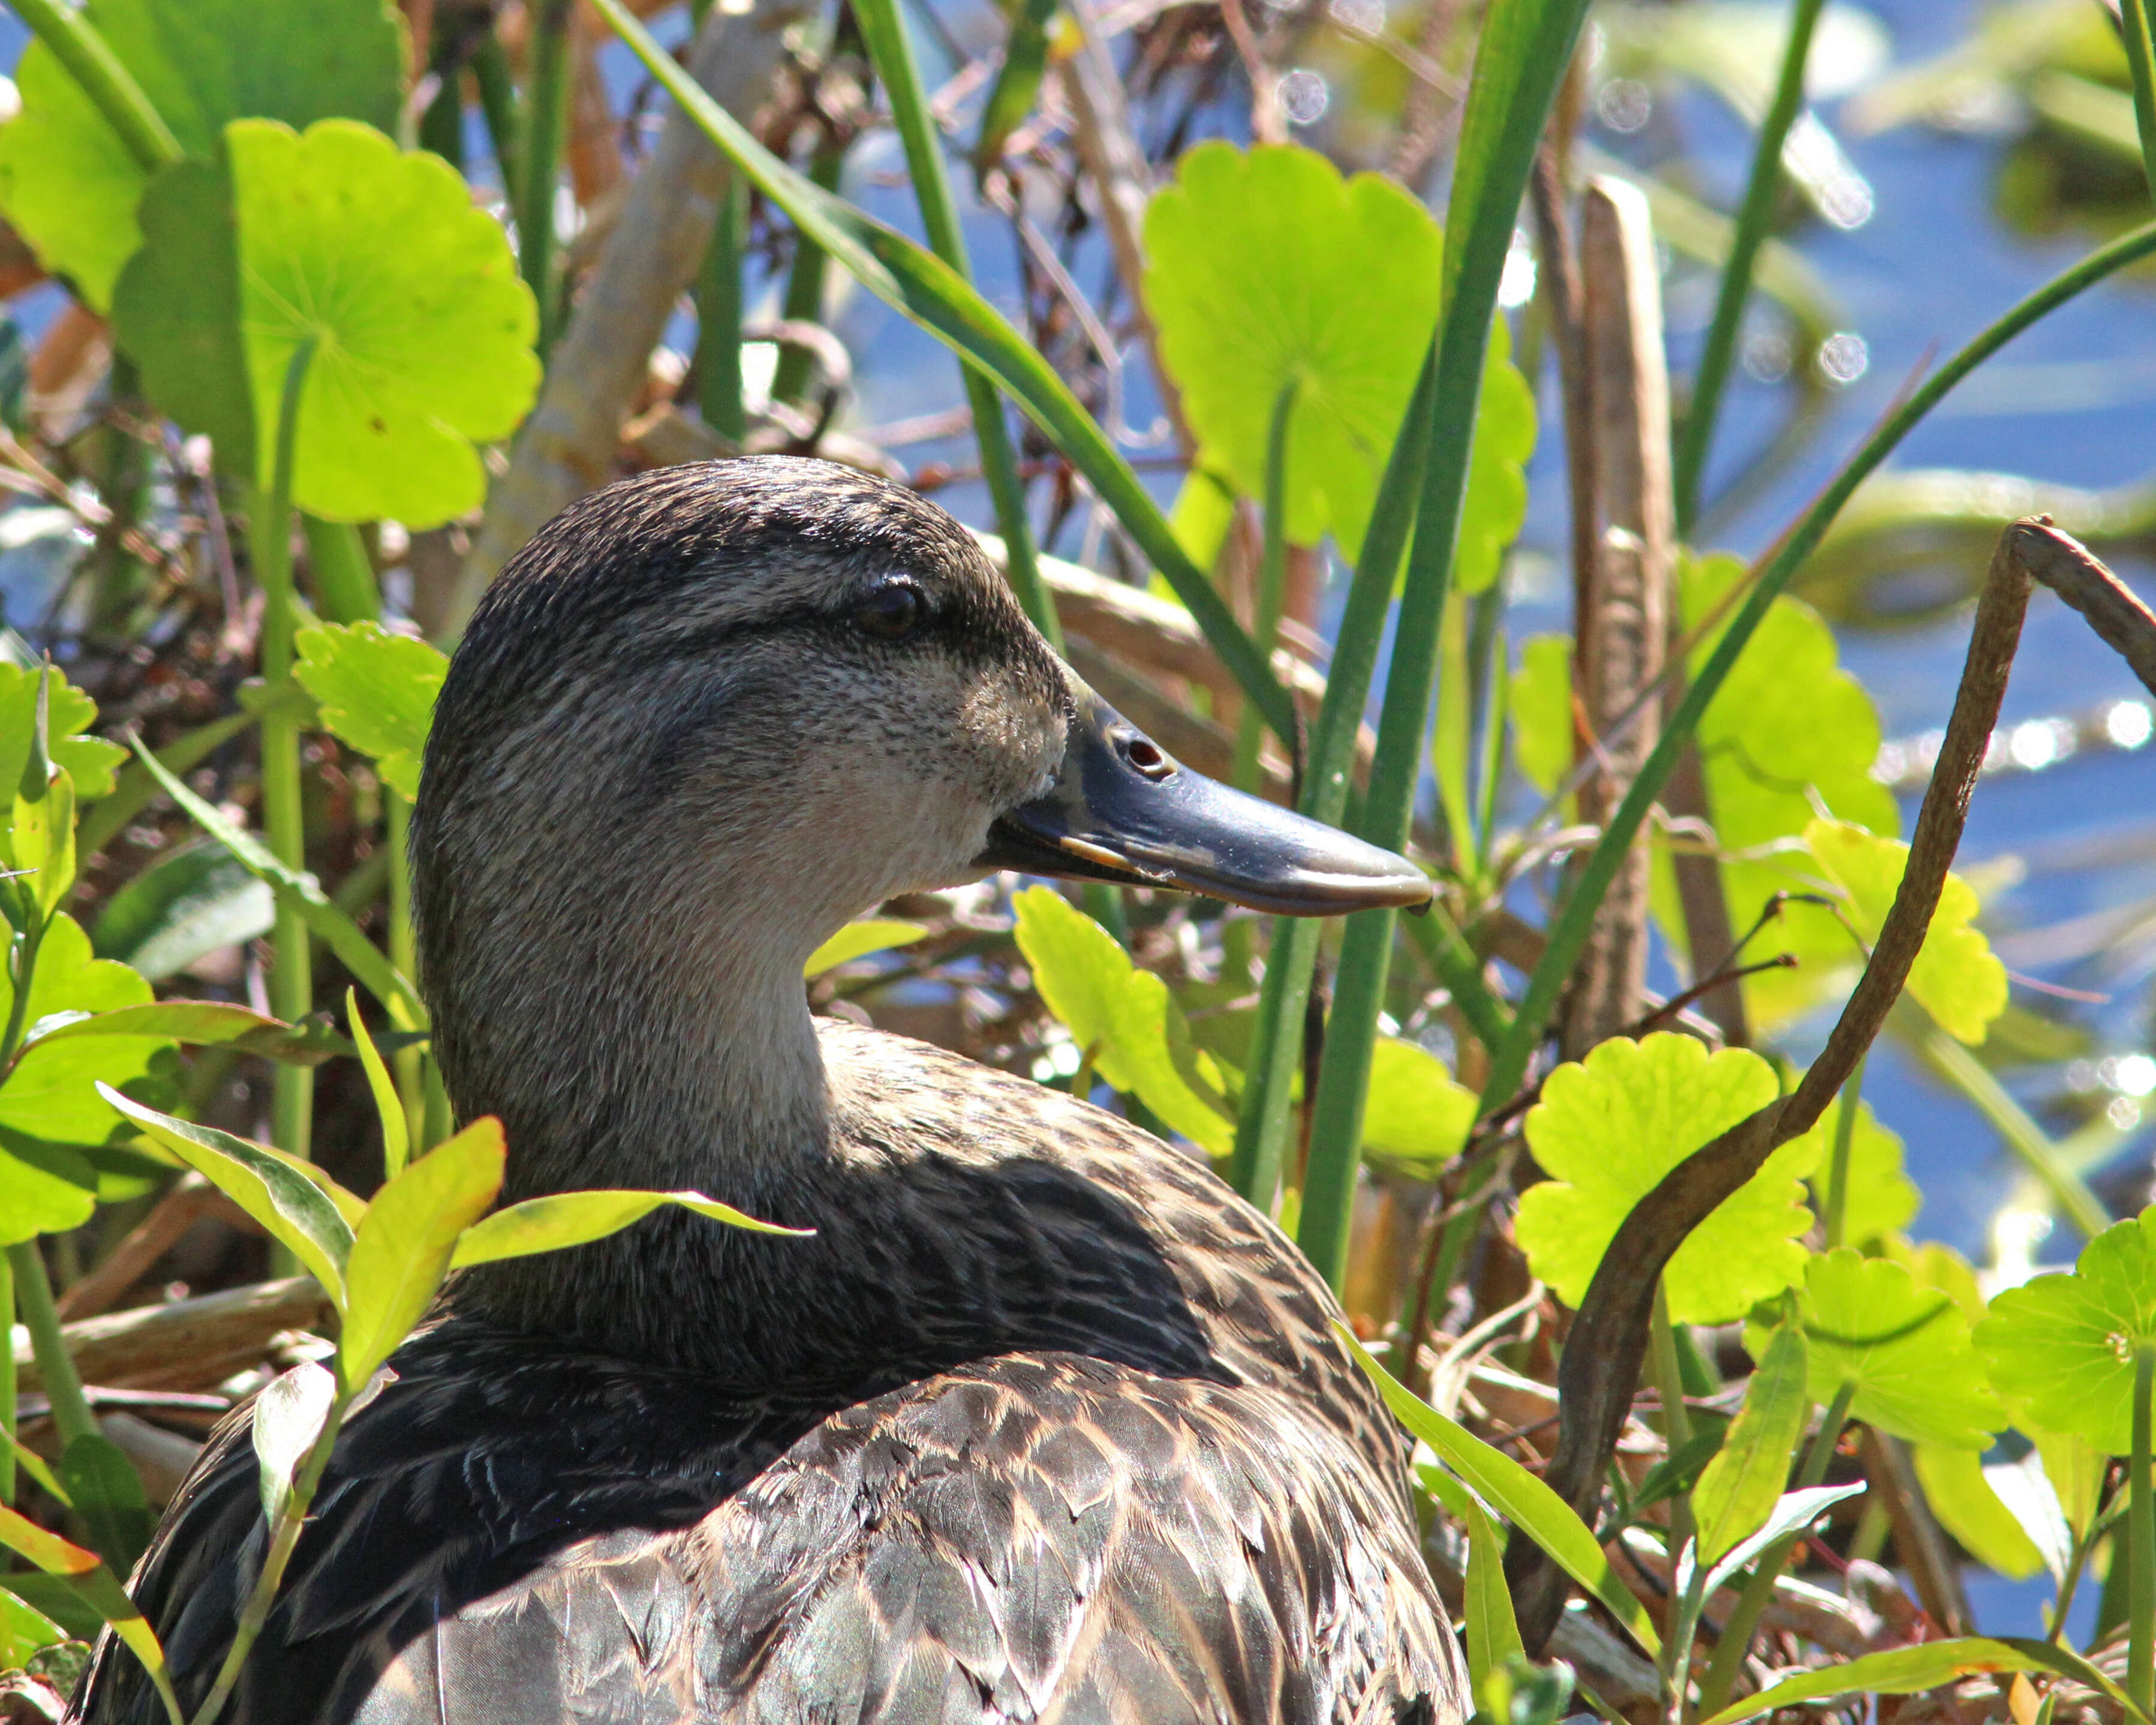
[853,579,927,642]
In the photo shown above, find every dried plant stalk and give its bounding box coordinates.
[1561,178,1669,1057]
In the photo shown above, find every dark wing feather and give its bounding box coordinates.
[690,1354,1465,1724]
[79,1342,1460,1725]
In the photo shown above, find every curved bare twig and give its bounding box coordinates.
[1506,517,2043,1651]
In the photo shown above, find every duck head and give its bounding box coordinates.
[413,459,1425,1191]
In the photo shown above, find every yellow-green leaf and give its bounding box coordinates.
[1508,633,1573,797]
[1650,552,1898,1031]
[1514,1034,1811,1324]
[1757,1248,2005,1450]
[1796,1097,1920,1249]
[1911,1443,2047,1581]
[1694,1320,1809,1565]
[804,918,930,977]
[1360,1037,1476,1165]
[1338,1325,1660,1658]
[1011,886,1229,1152]
[450,1186,809,1268]
[294,624,447,801]
[98,1084,354,1305]
[1976,1207,2156,1456]
[338,1118,506,1391]
[1803,818,2007,1045]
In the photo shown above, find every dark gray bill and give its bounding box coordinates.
[976,680,1432,916]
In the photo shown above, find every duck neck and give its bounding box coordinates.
[443,895,845,1377]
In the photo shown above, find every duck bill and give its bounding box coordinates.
[976,681,1432,917]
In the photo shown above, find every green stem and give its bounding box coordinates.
[472,28,521,199]
[386,791,425,1148]
[1482,218,2156,1122]
[1916,1018,2110,1239]
[1282,344,1442,1278]
[0,1248,11,1504]
[1226,382,1304,1207]
[697,172,750,444]
[1300,0,1593,1281]
[7,0,181,172]
[300,516,380,624]
[7,1242,95,1450]
[1649,1282,1696,1563]
[1671,0,1826,533]
[2121,0,2156,206]
[2134,1342,2155,1715]
[849,0,1060,647]
[419,20,467,170]
[254,340,317,1170]
[187,1389,351,1725]
[772,143,849,405]
[1823,1053,1865,1251]
[516,0,573,362]
[1694,1379,1857,1719]
[1232,381,1299,792]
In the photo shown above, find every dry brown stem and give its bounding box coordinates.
[14,1276,331,1396]
[1560,178,1669,1057]
[2016,517,2156,699]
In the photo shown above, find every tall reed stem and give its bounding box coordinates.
[1297,0,1595,1290]
[698,174,750,444]
[7,0,180,172]
[7,1242,95,1449]
[850,0,1060,646]
[253,340,318,1168]
[516,0,573,360]
[1226,383,1303,1206]
[1671,0,1826,533]
[2133,1341,2155,1715]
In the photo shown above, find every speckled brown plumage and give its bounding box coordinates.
[77,459,1468,1725]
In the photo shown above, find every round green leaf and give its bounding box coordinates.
[0,665,124,803]
[0,915,168,1148]
[1977,1209,2156,1456]
[1756,1248,2005,1451]
[224,119,539,525]
[0,0,403,311]
[1515,1033,1811,1324]
[294,623,448,800]
[1141,143,1533,570]
[0,1138,98,1246]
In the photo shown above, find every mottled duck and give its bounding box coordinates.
[82,458,1470,1725]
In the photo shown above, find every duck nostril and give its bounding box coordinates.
[1121,736,1173,779]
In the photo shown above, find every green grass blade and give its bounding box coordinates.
[1297,0,1593,1291]
[850,0,1061,648]
[2122,0,2156,206]
[1480,218,2156,1119]
[587,0,1286,735]
[1672,0,1828,533]
[1339,1326,1662,1660]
